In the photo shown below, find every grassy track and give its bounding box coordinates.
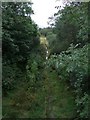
[44,67,76,118]
[3,66,76,118]
[3,37,76,118]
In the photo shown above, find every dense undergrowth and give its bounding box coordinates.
[2,2,46,118]
[44,2,89,118]
[2,44,46,118]
[47,43,89,118]
[2,1,89,119]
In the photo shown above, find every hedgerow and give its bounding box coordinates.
[46,43,89,118]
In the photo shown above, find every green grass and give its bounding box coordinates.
[3,64,76,118]
[3,79,46,118]
[44,68,76,118]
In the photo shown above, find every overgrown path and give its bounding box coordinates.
[3,36,76,118]
[44,67,76,118]
[3,56,76,118]
[41,36,76,118]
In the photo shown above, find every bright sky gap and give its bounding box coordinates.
[31,0,63,28]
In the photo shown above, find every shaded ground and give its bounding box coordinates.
[3,66,76,118]
[2,37,76,118]
[44,67,76,118]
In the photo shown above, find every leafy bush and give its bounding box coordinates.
[26,49,45,90]
[2,64,23,94]
[2,2,39,66]
[46,43,89,118]
[2,2,40,95]
[49,2,88,54]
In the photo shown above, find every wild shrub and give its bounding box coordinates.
[46,44,89,118]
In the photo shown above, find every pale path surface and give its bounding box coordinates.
[46,47,49,60]
[40,36,49,60]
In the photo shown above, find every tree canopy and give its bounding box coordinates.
[2,2,39,65]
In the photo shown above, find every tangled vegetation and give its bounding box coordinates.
[2,1,89,119]
[46,44,89,118]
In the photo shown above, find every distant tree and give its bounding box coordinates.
[39,27,53,37]
[50,2,88,54]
